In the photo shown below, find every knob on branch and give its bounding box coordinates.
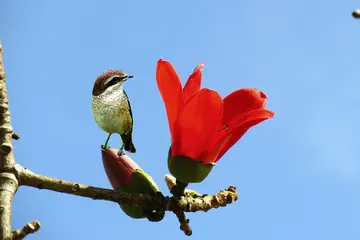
[352,9,360,18]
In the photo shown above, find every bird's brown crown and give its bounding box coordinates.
[92,70,127,96]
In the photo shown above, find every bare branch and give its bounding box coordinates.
[15,164,162,209]
[12,221,40,240]
[15,164,238,212]
[0,43,15,167]
[0,41,19,240]
[164,175,192,235]
[15,163,238,235]
[174,210,192,236]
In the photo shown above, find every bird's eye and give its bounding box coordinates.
[106,76,123,88]
[111,77,122,82]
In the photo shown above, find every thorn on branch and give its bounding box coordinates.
[11,132,20,140]
[12,220,40,240]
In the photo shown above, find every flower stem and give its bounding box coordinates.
[170,180,188,197]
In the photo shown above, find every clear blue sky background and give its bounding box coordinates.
[1,1,360,239]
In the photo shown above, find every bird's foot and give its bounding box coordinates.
[117,144,125,156]
[103,134,112,149]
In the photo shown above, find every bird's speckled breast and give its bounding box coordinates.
[92,88,132,135]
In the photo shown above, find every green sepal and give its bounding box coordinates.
[167,147,214,184]
[117,169,161,219]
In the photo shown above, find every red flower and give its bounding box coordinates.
[156,59,274,165]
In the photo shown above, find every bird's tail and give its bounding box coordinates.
[122,133,136,153]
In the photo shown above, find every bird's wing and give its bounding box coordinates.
[123,90,133,128]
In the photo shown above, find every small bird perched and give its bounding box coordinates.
[92,70,136,155]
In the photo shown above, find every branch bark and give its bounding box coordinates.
[0,42,19,240]
[12,221,40,240]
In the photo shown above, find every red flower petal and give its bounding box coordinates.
[183,63,205,103]
[172,88,223,160]
[216,109,274,160]
[209,88,270,147]
[222,88,268,125]
[156,59,184,139]
[201,134,232,164]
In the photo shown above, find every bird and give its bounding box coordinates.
[92,70,136,155]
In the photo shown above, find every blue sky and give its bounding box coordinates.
[1,1,360,239]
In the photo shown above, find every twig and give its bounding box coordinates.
[164,176,192,235]
[0,41,19,240]
[175,211,192,236]
[12,221,40,240]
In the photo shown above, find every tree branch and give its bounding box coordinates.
[0,41,19,240]
[15,164,238,213]
[15,164,163,210]
[15,164,238,235]
[12,221,40,240]
[0,42,15,168]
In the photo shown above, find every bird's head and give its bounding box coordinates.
[92,70,133,96]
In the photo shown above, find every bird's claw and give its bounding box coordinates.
[117,150,125,156]
[117,144,125,156]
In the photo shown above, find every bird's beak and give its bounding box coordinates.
[122,75,133,82]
